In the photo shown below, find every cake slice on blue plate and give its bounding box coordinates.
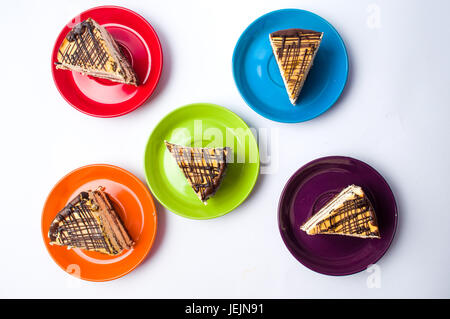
[269,28,323,104]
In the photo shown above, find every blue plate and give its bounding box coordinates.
[232,9,348,123]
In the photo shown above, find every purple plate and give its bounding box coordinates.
[278,156,398,276]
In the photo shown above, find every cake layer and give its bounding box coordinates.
[90,189,134,251]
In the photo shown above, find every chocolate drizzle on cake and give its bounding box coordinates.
[300,185,381,239]
[57,19,110,72]
[55,18,138,85]
[165,141,230,204]
[48,192,111,252]
[48,188,134,255]
[320,196,379,236]
[269,29,323,104]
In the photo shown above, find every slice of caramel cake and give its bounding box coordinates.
[300,185,380,239]
[165,141,230,204]
[269,29,323,104]
[56,18,138,85]
[48,187,134,255]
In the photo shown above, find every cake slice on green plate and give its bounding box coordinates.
[165,141,230,204]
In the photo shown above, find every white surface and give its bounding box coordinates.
[1,0,449,298]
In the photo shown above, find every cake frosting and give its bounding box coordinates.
[300,185,381,239]
[56,18,138,85]
[48,187,134,255]
[165,141,230,204]
[269,28,323,104]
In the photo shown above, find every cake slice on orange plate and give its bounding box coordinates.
[48,187,134,256]
[55,18,138,85]
[269,28,323,104]
[300,185,380,239]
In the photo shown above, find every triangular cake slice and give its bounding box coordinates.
[56,18,138,85]
[48,187,134,255]
[300,185,381,239]
[269,28,323,104]
[165,141,230,204]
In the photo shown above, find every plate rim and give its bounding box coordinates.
[41,163,158,282]
[143,102,260,219]
[232,8,349,123]
[51,5,163,118]
[277,155,398,276]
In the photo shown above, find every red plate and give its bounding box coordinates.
[51,6,163,117]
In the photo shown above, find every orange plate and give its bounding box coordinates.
[41,164,157,281]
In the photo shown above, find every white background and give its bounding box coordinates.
[1,0,449,298]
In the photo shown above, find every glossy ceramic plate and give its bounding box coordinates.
[278,156,397,276]
[41,164,157,281]
[232,9,348,123]
[144,103,260,219]
[51,6,163,117]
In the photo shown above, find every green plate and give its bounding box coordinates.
[144,103,260,219]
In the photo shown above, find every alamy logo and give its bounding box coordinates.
[366,264,381,288]
[366,3,382,29]
[66,264,81,288]
[170,120,279,174]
